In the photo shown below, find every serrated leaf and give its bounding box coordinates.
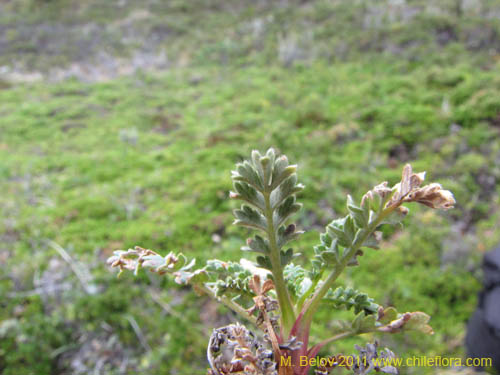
[233,181,265,209]
[352,311,365,331]
[359,314,377,333]
[308,268,322,281]
[142,254,169,270]
[270,174,303,209]
[344,216,356,242]
[348,195,369,228]
[363,231,382,250]
[368,193,383,213]
[277,224,303,248]
[260,155,272,187]
[174,260,206,284]
[280,248,295,266]
[251,149,262,169]
[271,156,294,188]
[297,277,313,297]
[320,232,333,247]
[242,235,270,254]
[350,209,368,228]
[204,260,256,300]
[311,259,323,271]
[344,287,355,298]
[347,250,363,266]
[378,307,398,324]
[256,255,273,270]
[178,256,193,270]
[331,287,343,299]
[250,151,266,186]
[320,250,338,265]
[361,196,371,218]
[324,287,379,315]
[405,312,433,334]
[205,259,227,272]
[235,161,264,191]
[265,148,276,161]
[284,263,312,299]
[315,235,340,265]
[234,181,256,200]
[274,196,302,227]
[327,217,352,247]
[233,205,267,231]
[185,269,209,284]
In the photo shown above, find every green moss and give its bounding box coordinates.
[1,1,499,374]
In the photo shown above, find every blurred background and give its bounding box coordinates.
[1,0,499,374]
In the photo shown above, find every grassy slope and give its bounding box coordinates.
[1,1,500,374]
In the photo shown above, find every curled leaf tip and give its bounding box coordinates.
[388,164,455,210]
[406,183,455,209]
[362,181,392,206]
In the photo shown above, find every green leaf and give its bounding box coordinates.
[365,192,384,214]
[280,248,298,266]
[250,150,267,184]
[270,174,304,209]
[233,204,267,231]
[203,260,256,300]
[233,161,264,191]
[256,255,273,270]
[271,156,296,189]
[309,259,323,280]
[232,181,265,209]
[251,149,262,170]
[320,249,339,265]
[362,231,382,250]
[284,263,313,300]
[277,224,303,248]
[274,196,302,227]
[347,195,369,228]
[181,268,209,284]
[405,312,433,334]
[261,149,276,187]
[242,235,270,254]
[359,314,377,333]
[378,307,398,324]
[344,216,357,243]
[327,217,353,247]
[352,311,365,332]
[260,155,272,187]
[323,287,379,315]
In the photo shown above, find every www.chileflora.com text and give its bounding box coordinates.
[281,356,492,368]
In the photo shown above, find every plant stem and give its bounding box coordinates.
[296,276,321,313]
[263,192,296,336]
[300,206,395,333]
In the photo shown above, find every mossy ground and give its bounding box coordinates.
[1,0,500,374]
